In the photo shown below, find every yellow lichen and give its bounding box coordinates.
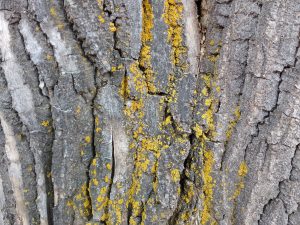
[201,150,215,225]
[41,120,50,127]
[238,161,248,177]
[129,62,148,94]
[111,66,117,72]
[106,163,112,170]
[57,23,64,30]
[98,15,105,23]
[109,22,117,32]
[163,0,186,67]
[104,175,110,183]
[171,169,181,182]
[139,0,156,93]
[119,76,130,99]
[50,7,57,17]
[230,161,248,201]
[226,106,241,142]
[91,159,97,166]
[46,54,53,61]
[73,183,92,218]
[85,136,91,143]
[162,115,172,126]
[193,124,203,139]
[75,105,81,114]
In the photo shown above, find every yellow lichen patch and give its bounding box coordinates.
[124,100,144,118]
[75,105,81,115]
[141,138,162,153]
[208,55,219,63]
[193,124,204,139]
[119,76,129,99]
[162,115,172,126]
[124,2,166,218]
[47,172,52,178]
[171,169,181,182]
[225,106,241,142]
[41,120,50,127]
[96,187,109,215]
[111,66,117,72]
[46,54,53,61]
[95,117,99,126]
[182,184,195,204]
[50,7,57,17]
[74,183,92,218]
[96,0,105,24]
[98,15,105,23]
[106,163,112,170]
[109,22,117,32]
[91,159,97,166]
[85,136,91,143]
[163,0,186,67]
[133,125,144,139]
[201,150,215,225]
[201,87,208,96]
[92,178,99,186]
[67,200,74,208]
[230,161,248,201]
[57,23,64,30]
[95,117,102,133]
[139,0,156,93]
[238,161,248,177]
[129,62,148,94]
[180,211,191,223]
[202,108,215,137]
[104,175,110,183]
[91,169,96,176]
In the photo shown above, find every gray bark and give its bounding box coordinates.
[0,0,300,224]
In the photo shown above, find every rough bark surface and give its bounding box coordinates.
[0,0,300,225]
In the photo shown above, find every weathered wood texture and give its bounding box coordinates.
[0,0,300,224]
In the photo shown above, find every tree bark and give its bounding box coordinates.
[0,0,300,224]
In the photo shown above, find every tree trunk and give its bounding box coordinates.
[0,0,300,224]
